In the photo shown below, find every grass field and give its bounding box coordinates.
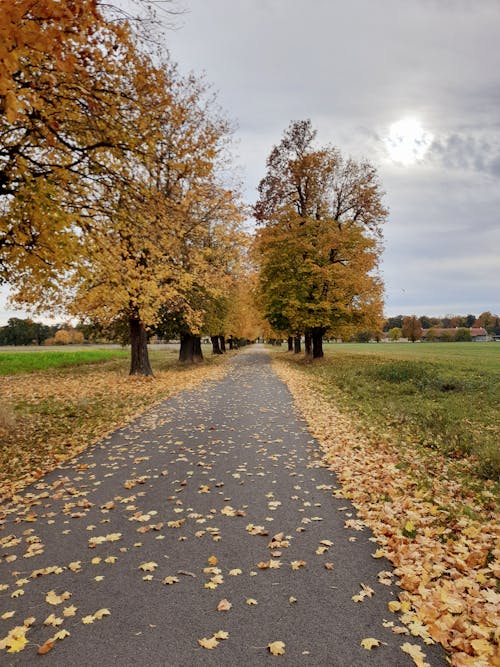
[280,342,500,481]
[0,348,128,375]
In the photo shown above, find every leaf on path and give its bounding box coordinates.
[43,613,63,627]
[53,629,70,641]
[228,568,242,576]
[400,642,430,667]
[37,639,55,655]
[139,561,158,572]
[198,636,219,650]
[268,640,286,655]
[291,560,306,570]
[361,638,382,650]
[246,598,258,605]
[5,633,28,653]
[217,599,232,611]
[46,590,71,605]
[163,576,179,585]
[214,631,229,640]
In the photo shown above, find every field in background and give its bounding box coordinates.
[0,345,226,499]
[0,348,128,375]
[282,342,500,481]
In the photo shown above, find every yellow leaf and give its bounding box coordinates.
[288,596,297,604]
[46,590,71,605]
[291,560,306,570]
[139,561,157,572]
[268,640,286,655]
[1,611,15,620]
[214,631,229,640]
[63,605,77,617]
[44,613,63,627]
[400,642,430,667]
[246,598,258,605]
[6,633,27,653]
[388,600,401,613]
[198,636,219,649]
[361,638,381,650]
[94,609,111,620]
[163,576,179,585]
[207,555,218,566]
[228,568,242,576]
[53,629,70,641]
[82,615,95,624]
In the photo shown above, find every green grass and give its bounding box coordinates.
[0,349,129,375]
[285,342,500,481]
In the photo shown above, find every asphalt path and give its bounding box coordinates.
[0,347,448,666]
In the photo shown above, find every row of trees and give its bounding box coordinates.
[253,120,388,358]
[1,1,253,374]
[384,312,500,335]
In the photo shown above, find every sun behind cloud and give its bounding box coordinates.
[384,117,434,166]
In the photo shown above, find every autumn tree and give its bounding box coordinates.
[254,120,387,358]
[402,315,422,342]
[3,4,244,375]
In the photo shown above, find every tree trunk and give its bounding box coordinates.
[211,335,222,354]
[312,327,325,358]
[219,335,226,353]
[287,336,293,352]
[304,331,313,360]
[228,337,234,350]
[179,333,204,363]
[129,316,153,376]
[293,336,301,354]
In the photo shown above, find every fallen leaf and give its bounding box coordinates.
[361,638,382,650]
[198,636,219,650]
[217,599,232,611]
[400,642,430,667]
[268,640,286,656]
[291,560,306,570]
[163,576,179,585]
[37,639,55,655]
[46,590,71,605]
[139,561,157,572]
[246,598,258,605]
[214,630,229,640]
[6,634,28,653]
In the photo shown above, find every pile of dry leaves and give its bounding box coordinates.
[273,357,499,667]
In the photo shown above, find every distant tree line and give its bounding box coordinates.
[340,311,499,344]
[0,318,87,346]
[384,312,500,335]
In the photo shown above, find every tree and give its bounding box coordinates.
[254,120,387,358]
[388,327,402,341]
[402,315,422,342]
[475,311,497,334]
[454,328,472,342]
[6,35,244,374]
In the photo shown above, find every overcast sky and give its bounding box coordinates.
[1,0,499,324]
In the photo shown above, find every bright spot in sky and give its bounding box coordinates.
[384,117,434,165]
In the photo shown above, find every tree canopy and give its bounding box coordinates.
[254,120,387,356]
